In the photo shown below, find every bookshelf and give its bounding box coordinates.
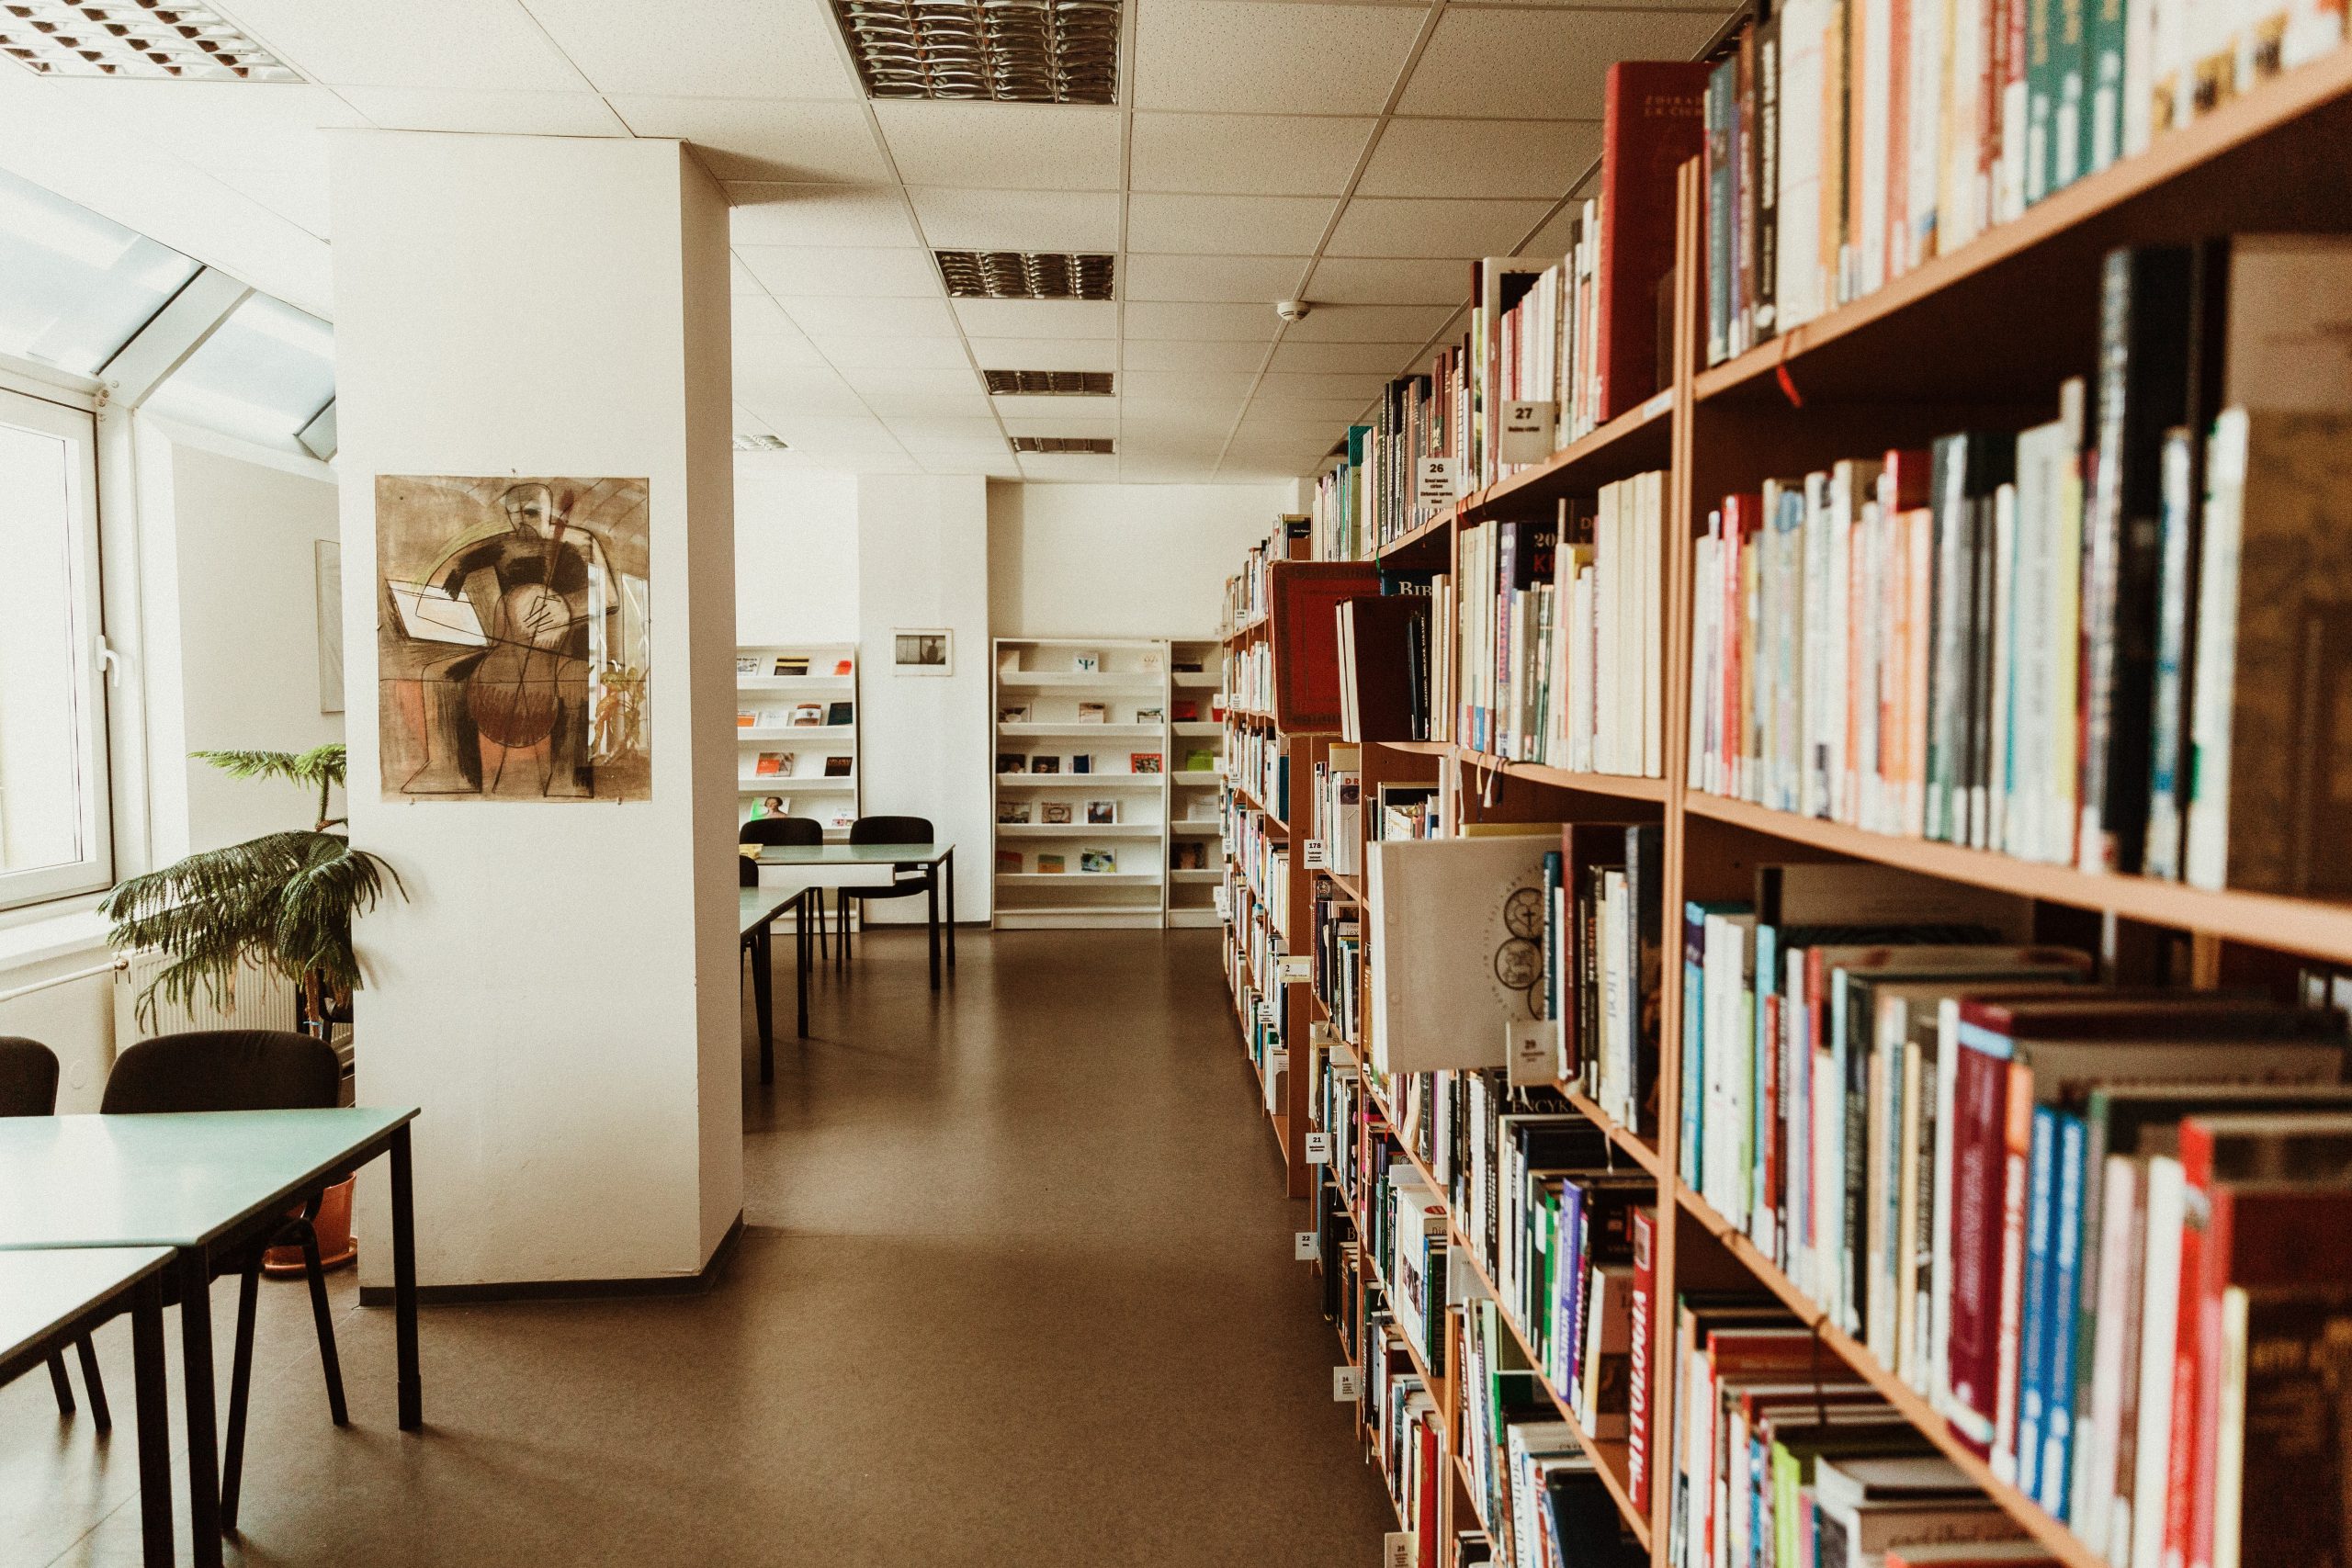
[991,637,1215,930]
[735,642,859,840]
[1216,44,2352,1568]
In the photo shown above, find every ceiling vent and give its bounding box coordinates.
[732,434,791,451]
[1010,436,1114,456]
[936,250,1113,301]
[984,370,1113,397]
[830,0,1118,105]
[0,2,298,79]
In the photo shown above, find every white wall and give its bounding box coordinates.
[331,130,740,1288]
[734,464,857,643]
[987,480,1293,640]
[132,420,345,859]
[855,474,990,922]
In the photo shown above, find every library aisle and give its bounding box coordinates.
[0,930,1387,1567]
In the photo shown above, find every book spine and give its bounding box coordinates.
[1630,1205,1657,1512]
[2041,1109,2087,1518]
[2014,1103,2058,1493]
[1945,1032,2010,1451]
[1758,13,1783,340]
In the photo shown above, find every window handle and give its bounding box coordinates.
[96,637,123,687]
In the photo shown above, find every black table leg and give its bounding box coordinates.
[752,920,775,1083]
[944,850,956,972]
[926,872,940,990]
[130,1274,173,1568]
[795,892,809,1037]
[219,1253,261,1532]
[390,1125,422,1430]
[176,1245,223,1567]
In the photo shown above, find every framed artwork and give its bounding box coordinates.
[1086,800,1117,825]
[893,628,952,675]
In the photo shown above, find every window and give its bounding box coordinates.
[0,165,197,377]
[0,384,109,908]
[142,292,334,449]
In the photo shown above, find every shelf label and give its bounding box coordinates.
[1295,1230,1320,1261]
[1304,1131,1333,1165]
[1507,1020,1558,1087]
[1416,456,1459,506]
[1302,838,1328,869]
[1500,399,1556,464]
[1384,1534,1417,1568]
[1277,953,1312,985]
[1334,1366,1362,1403]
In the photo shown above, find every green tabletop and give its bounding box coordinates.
[755,841,947,865]
[0,1246,174,1363]
[0,1109,417,1252]
[740,885,810,935]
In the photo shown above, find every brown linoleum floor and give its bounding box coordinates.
[4,928,1391,1565]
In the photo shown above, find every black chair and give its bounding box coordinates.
[740,815,826,957]
[0,1036,110,1428]
[836,815,937,964]
[101,1030,348,1528]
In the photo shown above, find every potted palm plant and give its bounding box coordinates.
[101,743,401,1269]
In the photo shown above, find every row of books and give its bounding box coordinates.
[1371,1317,1446,1568]
[1224,803,1288,937]
[1227,639,1273,717]
[1306,744,1364,879]
[1220,514,1312,631]
[1223,721,1287,819]
[1311,874,1364,1048]
[1538,823,1666,1135]
[1698,0,2346,365]
[1687,232,2352,893]
[1449,473,1669,776]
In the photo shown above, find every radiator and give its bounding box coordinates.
[114,952,300,1043]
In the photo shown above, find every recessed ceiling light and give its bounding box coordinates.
[983,370,1113,396]
[1010,436,1113,455]
[935,250,1114,301]
[0,2,299,80]
[732,434,791,451]
[830,0,1118,105]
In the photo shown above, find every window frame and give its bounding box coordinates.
[0,368,113,911]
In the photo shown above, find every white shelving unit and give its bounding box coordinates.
[735,642,860,840]
[1164,637,1227,928]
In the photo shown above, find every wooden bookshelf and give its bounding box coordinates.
[1213,50,2352,1568]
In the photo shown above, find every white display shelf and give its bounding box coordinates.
[998,723,1162,739]
[738,775,856,791]
[994,872,1161,887]
[738,674,854,692]
[995,671,1164,690]
[996,823,1161,838]
[734,641,859,832]
[995,773,1162,786]
[738,726,855,742]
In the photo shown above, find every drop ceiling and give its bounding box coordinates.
[0,0,1732,483]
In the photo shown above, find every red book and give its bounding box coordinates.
[1628,1206,1657,1512]
[1596,61,1711,421]
[1266,560,1381,731]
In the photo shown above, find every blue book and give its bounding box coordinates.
[2014,1107,2058,1496]
[1555,1181,1587,1386]
[2039,1111,2088,1518]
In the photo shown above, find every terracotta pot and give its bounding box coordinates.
[261,1176,357,1278]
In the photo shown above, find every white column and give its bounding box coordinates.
[329,131,741,1288]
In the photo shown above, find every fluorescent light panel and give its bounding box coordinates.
[1009,436,1113,455]
[733,434,791,451]
[0,1,298,80]
[983,370,1112,396]
[936,250,1113,300]
[830,0,1118,105]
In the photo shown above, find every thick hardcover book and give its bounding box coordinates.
[1628,1205,1657,1512]
[1266,560,1381,731]
[2080,245,2196,874]
[1597,61,1712,421]
[1339,595,1434,745]
[2222,1288,2352,1568]
[1926,434,2013,843]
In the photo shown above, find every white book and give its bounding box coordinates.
[1942,0,1985,254]
[2127,1156,2187,1568]
[1860,0,1896,297]
[1906,0,1952,268]
[1777,0,1829,331]
[1642,468,1665,778]
[2076,1154,2144,1562]
[2183,412,2246,890]
[1690,532,1715,789]
[1987,481,2017,855]
[1793,475,1828,817]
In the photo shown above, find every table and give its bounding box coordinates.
[1,1247,175,1566]
[755,842,956,989]
[0,1109,422,1568]
[740,883,820,1080]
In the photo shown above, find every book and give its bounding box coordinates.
[1134,705,1163,724]
[1078,849,1115,873]
[788,703,823,727]
[997,801,1030,824]
[1268,561,1384,729]
[1041,801,1071,824]
[734,655,760,675]
[1036,852,1064,873]
[754,752,788,776]
[1085,800,1117,825]
[1337,593,1435,743]
[1076,702,1107,724]
[1031,756,1060,774]
[1172,697,1199,722]
[821,756,850,777]
[1070,754,1091,774]
[772,655,808,676]
[1130,752,1162,774]
[996,752,1025,774]
[994,849,1020,874]
[1183,749,1215,771]
[1070,649,1102,672]
[1597,61,1711,420]
[998,704,1031,724]
[826,700,853,726]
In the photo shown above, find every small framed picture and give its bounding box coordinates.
[1129,751,1163,774]
[1086,799,1117,825]
[1031,755,1061,774]
[735,655,761,676]
[893,629,952,675]
[997,752,1027,775]
[1079,849,1116,874]
[998,704,1032,725]
[1042,801,1072,824]
[1069,754,1092,774]
[1070,649,1102,673]
[997,800,1032,824]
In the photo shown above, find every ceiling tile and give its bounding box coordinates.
[1254,372,1393,403]
[1002,413,1119,437]
[950,299,1119,340]
[809,335,975,369]
[732,255,767,293]
[729,185,921,248]
[215,0,591,91]
[1324,197,1552,259]
[836,365,986,398]
[1305,256,1473,306]
[1119,339,1269,372]
[881,415,1007,444]
[1128,112,1375,196]
[1125,301,1283,343]
[734,362,869,415]
[608,98,890,184]
[1126,194,1335,256]
[1283,303,1457,343]
[1018,453,1124,480]
[769,412,907,447]
[875,102,1125,191]
[1119,369,1260,401]
[783,296,960,338]
[336,87,630,137]
[906,187,1122,252]
[865,393,999,420]
[1125,254,1311,304]
[1246,395,1374,426]
[517,0,860,99]
[1268,339,1429,375]
[989,392,1119,419]
[1358,118,1604,200]
[966,339,1119,372]
[1133,0,1427,115]
[1120,401,1243,433]
[1398,8,1729,120]
[737,246,944,298]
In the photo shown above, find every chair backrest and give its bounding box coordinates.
[0,1036,61,1118]
[101,1030,340,1115]
[740,816,822,848]
[849,815,933,847]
